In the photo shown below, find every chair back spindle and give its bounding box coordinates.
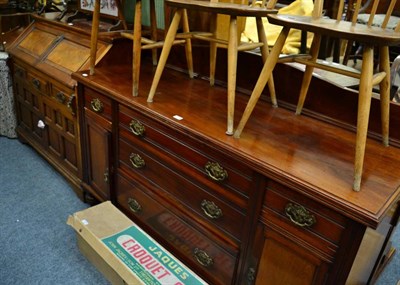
[336,0,346,20]
[312,0,324,18]
[382,0,397,28]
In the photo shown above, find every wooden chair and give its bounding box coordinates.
[235,0,400,191]
[89,0,126,74]
[342,0,400,66]
[90,0,185,97]
[147,0,279,135]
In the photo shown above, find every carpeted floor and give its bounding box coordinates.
[0,136,399,284]
[0,136,109,285]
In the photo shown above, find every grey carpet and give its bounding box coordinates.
[0,137,110,285]
[0,136,398,284]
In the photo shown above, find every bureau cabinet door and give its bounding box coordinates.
[13,75,46,144]
[84,111,112,201]
[250,225,330,285]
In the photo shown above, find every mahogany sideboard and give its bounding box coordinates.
[72,40,400,284]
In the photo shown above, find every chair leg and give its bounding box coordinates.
[149,0,158,66]
[342,39,353,66]
[209,14,218,87]
[226,16,238,135]
[296,34,322,115]
[256,16,277,107]
[353,46,374,191]
[234,27,290,138]
[132,0,142,97]
[147,9,183,102]
[89,0,101,75]
[379,45,390,147]
[182,9,194,78]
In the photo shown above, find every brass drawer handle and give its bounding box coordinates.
[56,91,66,103]
[201,199,222,219]
[285,203,316,227]
[90,98,104,113]
[128,197,142,213]
[32,78,41,89]
[194,248,213,267]
[129,119,145,137]
[205,161,228,181]
[129,153,145,169]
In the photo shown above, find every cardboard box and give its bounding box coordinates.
[67,201,208,285]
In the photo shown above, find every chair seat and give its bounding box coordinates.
[267,14,400,45]
[166,0,278,16]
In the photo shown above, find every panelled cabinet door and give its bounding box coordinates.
[255,226,329,285]
[84,111,112,201]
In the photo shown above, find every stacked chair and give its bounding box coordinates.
[89,0,190,96]
[234,0,400,191]
[146,0,279,135]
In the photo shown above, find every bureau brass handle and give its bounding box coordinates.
[128,197,142,213]
[90,98,104,113]
[194,248,213,267]
[67,94,76,115]
[129,119,145,137]
[247,267,256,282]
[204,161,228,181]
[201,199,223,219]
[104,168,109,183]
[285,203,316,227]
[32,78,41,89]
[129,153,145,169]
[56,91,66,103]
[16,68,24,77]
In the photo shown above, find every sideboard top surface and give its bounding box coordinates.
[73,59,400,229]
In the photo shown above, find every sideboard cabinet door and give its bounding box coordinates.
[81,87,113,201]
[244,179,356,285]
[83,111,112,201]
[250,224,330,285]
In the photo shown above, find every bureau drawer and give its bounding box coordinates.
[262,180,348,258]
[119,136,246,241]
[119,105,252,199]
[116,174,238,285]
[51,85,76,116]
[13,63,26,80]
[26,71,48,94]
[83,86,112,121]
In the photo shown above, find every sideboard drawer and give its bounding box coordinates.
[83,86,112,120]
[119,105,252,200]
[118,136,246,241]
[262,180,348,258]
[116,173,238,285]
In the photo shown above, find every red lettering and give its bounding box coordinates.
[127,244,141,253]
[121,239,136,248]
[144,260,159,270]
[132,249,147,258]
[151,266,171,280]
[157,270,171,280]
[139,255,153,264]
